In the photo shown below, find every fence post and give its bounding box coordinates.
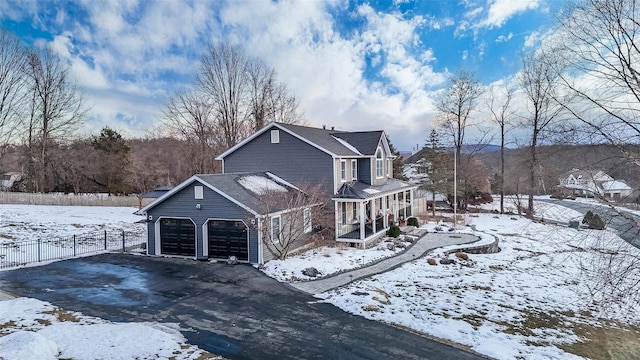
[122,231,125,252]
[37,238,41,262]
[104,230,107,250]
[73,235,76,257]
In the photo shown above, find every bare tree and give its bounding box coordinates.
[553,0,640,310]
[556,0,640,151]
[518,51,564,217]
[256,183,333,260]
[0,29,27,165]
[436,71,484,210]
[486,84,515,214]
[198,43,249,149]
[160,89,218,174]
[24,47,86,192]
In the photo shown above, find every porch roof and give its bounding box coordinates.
[333,179,417,200]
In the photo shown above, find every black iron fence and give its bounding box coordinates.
[0,231,146,270]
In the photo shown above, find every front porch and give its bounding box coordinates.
[334,183,415,247]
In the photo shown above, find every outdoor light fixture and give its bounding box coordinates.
[195,203,201,210]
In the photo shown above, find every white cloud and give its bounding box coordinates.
[482,0,540,28]
[496,32,513,43]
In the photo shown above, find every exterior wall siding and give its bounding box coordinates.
[146,180,259,263]
[224,128,335,195]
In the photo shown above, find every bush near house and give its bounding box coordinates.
[387,224,401,238]
[407,217,419,227]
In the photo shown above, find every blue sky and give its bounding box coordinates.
[0,0,560,151]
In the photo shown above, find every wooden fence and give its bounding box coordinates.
[0,192,140,207]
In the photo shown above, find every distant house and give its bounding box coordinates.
[1,172,23,191]
[138,122,417,264]
[558,168,633,200]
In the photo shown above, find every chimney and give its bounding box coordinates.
[322,125,326,129]
[331,126,335,130]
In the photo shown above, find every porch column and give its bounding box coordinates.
[371,199,376,234]
[393,193,398,222]
[409,189,414,217]
[359,201,365,240]
[382,195,388,228]
[403,191,408,219]
[334,200,339,240]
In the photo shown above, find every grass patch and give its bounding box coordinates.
[43,309,80,322]
[0,234,13,239]
[560,322,640,360]
[0,320,15,331]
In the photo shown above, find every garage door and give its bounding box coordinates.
[159,218,196,256]
[208,220,248,261]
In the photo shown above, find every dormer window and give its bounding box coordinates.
[376,148,384,178]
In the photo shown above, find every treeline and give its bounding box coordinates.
[0,30,302,194]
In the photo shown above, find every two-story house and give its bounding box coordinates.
[139,122,417,264]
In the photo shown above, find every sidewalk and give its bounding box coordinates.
[291,231,479,294]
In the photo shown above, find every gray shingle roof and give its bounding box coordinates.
[196,172,296,215]
[334,179,416,200]
[278,123,384,156]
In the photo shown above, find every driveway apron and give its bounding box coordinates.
[0,253,487,360]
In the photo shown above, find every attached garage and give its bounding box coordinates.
[207,220,248,261]
[158,218,196,256]
[140,173,312,264]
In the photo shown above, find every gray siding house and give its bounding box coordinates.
[139,172,311,264]
[217,122,418,247]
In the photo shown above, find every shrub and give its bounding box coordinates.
[582,210,594,224]
[407,217,419,227]
[427,258,437,266]
[455,252,469,261]
[387,224,401,238]
[588,213,605,230]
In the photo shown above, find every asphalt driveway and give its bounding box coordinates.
[0,253,486,360]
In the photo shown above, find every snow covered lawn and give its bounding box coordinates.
[0,204,145,242]
[261,237,413,282]
[263,198,640,359]
[0,297,218,360]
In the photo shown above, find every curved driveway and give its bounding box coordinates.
[538,198,640,248]
[0,253,487,360]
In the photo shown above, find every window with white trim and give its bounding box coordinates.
[271,216,281,244]
[376,148,384,178]
[387,159,392,177]
[341,202,347,224]
[351,159,357,180]
[194,186,204,199]
[271,130,280,143]
[304,208,312,233]
[340,160,346,182]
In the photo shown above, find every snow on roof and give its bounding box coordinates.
[362,188,380,194]
[601,180,632,191]
[332,136,364,156]
[238,175,288,195]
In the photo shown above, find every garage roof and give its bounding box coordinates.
[139,172,304,216]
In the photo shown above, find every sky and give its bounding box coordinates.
[0,0,563,152]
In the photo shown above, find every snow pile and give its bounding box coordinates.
[0,204,145,243]
[0,298,214,360]
[238,175,287,195]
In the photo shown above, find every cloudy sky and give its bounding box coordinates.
[0,0,561,151]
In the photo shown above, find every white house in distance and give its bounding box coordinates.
[558,168,633,201]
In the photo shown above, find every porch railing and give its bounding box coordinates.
[0,231,146,270]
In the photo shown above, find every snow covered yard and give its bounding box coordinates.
[262,197,640,359]
[0,204,146,242]
[261,237,413,282]
[0,297,218,360]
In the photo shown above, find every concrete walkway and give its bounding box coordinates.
[291,230,479,294]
